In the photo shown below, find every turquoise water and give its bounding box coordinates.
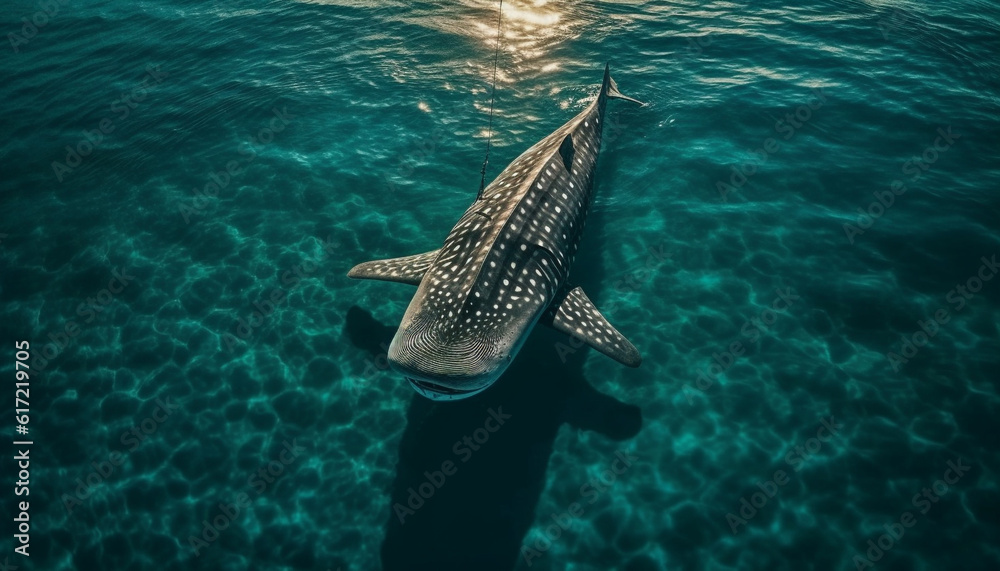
[1,0,999,569]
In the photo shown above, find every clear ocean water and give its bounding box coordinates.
[1,0,999,570]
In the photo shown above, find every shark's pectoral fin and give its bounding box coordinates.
[347,249,440,285]
[542,286,642,367]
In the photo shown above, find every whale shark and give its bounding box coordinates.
[349,64,644,401]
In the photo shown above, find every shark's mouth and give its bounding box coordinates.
[405,377,484,400]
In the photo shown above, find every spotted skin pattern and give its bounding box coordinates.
[348,65,642,400]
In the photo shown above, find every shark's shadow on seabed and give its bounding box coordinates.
[344,207,643,571]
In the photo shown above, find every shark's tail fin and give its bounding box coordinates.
[602,63,645,105]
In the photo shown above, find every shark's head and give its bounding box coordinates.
[387,314,520,401]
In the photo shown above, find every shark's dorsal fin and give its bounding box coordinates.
[347,249,441,286]
[558,134,575,172]
[542,286,642,367]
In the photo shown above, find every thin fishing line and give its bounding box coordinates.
[479,0,504,197]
